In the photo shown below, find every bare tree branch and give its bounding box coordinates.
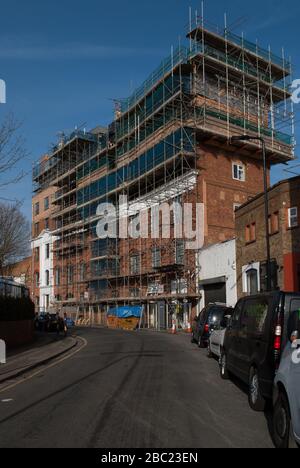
[0,113,28,188]
[0,202,30,275]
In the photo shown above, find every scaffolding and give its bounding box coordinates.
[32,9,295,329]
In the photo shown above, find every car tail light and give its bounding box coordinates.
[204,324,209,333]
[274,319,282,368]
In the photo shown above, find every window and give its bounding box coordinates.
[34,222,40,237]
[35,247,40,262]
[79,263,86,282]
[55,268,61,286]
[34,202,40,216]
[246,269,259,295]
[288,207,298,228]
[45,218,49,230]
[231,301,243,328]
[130,288,140,298]
[152,248,161,268]
[246,223,256,243]
[130,255,140,275]
[45,270,50,286]
[35,272,40,287]
[175,240,185,265]
[232,163,245,182]
[241,298,269,337]
[67,265,74,284]
[44,197,49,211]
[45,244,50,259]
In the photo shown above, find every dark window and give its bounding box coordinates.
[45,218,49,230]
[246,269,259,295]
[231,302,243,328]
[55,268,61,286]
[241,298,269,337]
[35,247,40,262]
[130,255,140,275]
[152,248,161,268]
[175,240,185,265]
[35,272,40,287]
[79,263,86,281]
[34,202,40,216]
[34,222,40,237]
[67,265,74,284]
[44,197,49,211]
[45,270,50,286]
[45,244,50,259]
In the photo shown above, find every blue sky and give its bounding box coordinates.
[0,0,300,220]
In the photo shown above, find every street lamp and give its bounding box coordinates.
[231,135,272,292]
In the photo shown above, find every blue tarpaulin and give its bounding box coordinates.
[108,306,143,319]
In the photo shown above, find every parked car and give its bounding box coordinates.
[46,314,60,333]
[207,310,233,359]
[220,291,300,412]
[192,303,233,348]
[273,311,300,448]
[35,313,49,331]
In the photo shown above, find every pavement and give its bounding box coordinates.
[0,327,275,448]
[0,333,78,385]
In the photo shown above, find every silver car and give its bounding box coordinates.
[207,313,232,359]
[273,316,300,449]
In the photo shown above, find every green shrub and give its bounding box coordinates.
[0,297,35,322]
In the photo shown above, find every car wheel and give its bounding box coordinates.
[248,367,265,412]
[220,352,229,380]
[273,392,297,449]
[207,342,213,358]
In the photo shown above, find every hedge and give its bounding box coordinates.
[0,297,35,322]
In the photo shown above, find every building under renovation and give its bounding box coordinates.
[32,13,295,329]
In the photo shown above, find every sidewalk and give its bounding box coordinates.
[0,333,78,385]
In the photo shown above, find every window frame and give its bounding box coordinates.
[232,163,246,182]
[288,207,298,229]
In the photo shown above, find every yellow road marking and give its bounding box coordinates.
[0,336,88,395]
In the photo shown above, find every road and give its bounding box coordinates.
[0,328,274,448]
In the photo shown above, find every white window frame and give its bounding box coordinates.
[288,207,298,228]
[232,163,245,182]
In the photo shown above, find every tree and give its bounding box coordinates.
[0,113,28,190]
[0,203,30,275]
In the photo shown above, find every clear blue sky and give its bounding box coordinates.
[0,0,300,220]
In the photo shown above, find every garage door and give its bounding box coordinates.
[204,283,226,306]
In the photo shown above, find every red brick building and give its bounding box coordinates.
[32,18,294,327]
[3,256,32,294]
[235,176,300,297]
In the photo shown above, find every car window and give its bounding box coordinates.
[241,298,269,337]
[289,299,300,318]
[208,307,227,326]
[231,302,243,328]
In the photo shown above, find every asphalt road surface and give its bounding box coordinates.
[0,328,274,448]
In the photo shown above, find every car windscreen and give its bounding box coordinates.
[208,307,228,325]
